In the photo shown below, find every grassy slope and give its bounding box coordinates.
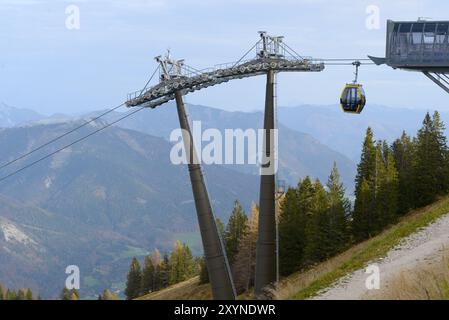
[276,195,449,300]
[137,277,212,300]
[137,196,449,300]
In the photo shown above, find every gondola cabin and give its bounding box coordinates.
[340,83,366,114]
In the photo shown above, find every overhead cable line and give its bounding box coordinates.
[231,39,262,68]
[0,102,125,171]
[324,62,375,65]
[0,66,160,172]
[283,42,305,60]
[319,58,372,61]
[139,65,161,95]
[0,106,146,184]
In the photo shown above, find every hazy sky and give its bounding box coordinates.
[1,0,449,115]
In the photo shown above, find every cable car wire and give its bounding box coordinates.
[318,58,372,61]
[323,62,375,65]
[0,105,146,184]
[282,43,305,60]
[0,102,125,172]
[139,65,161,95]
[0,66,160,172]
[232,39,262,68]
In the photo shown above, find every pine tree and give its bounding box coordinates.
[280,177,316,272]
[198,257,209,284]
[431,111,449,193]
[7,290,17,300]
[158,254,170,289]
[25,288,33,300]
[216,218,226,240]
[168,241,184,285]
[414,113,435,206]
[124,257,142,300]
[232,203,258,294]
[141,255,155,295]
[297,177,315,217]
[60,287,71,300]
[352,128,377,241]
[392,131,416,214]
[352,178,373,240]
[100,289,119,300]
[151,249,162,266]
[377,150,399,228]
[183,243,196,279]
[60,288,79,300]
[279,186,304,275]
[17,289,26,300]
[412,112,449,207]
[372,142,387,232]
[326,163,350,255]
[70,289,80,300]
[355,127,377,190]
[225,200,248,266]
[168,241,196,285]
[304,179,330,264]
[150,249,165,291]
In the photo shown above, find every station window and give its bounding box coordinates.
[436,23,449,44]
[412,23,424,33]
[411,23,424,45]
[424,23,437,33]
[399,23,412,33]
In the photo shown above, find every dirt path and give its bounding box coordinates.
[312,213,449,300]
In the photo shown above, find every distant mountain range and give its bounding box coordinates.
[0,102,43,127]
[0,121,259,298]
[278,104,448,161]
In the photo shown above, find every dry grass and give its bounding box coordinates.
[137,276,212,300]
[366,250,449,300]
[269,238,374,300]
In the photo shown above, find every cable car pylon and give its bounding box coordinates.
[255,67,277,298]
[174,90,237,300]
[126,33,325,300]
[159,53,236,300]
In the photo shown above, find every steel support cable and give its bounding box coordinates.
[317,58,372,61]
[0,105,145,183]
[140,65,161,95]
[231,39,262,68]
[183,64,204,75]
[323,62,375,65]
[0,102,125,171]
[282,42,305,60]
[282,46,303,61]
[437,73,449,86]
[0,66,160,172]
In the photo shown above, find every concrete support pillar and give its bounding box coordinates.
[174,90,236,300]
[254,70,277,298]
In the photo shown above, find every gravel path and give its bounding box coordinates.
[312,213,449,300]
